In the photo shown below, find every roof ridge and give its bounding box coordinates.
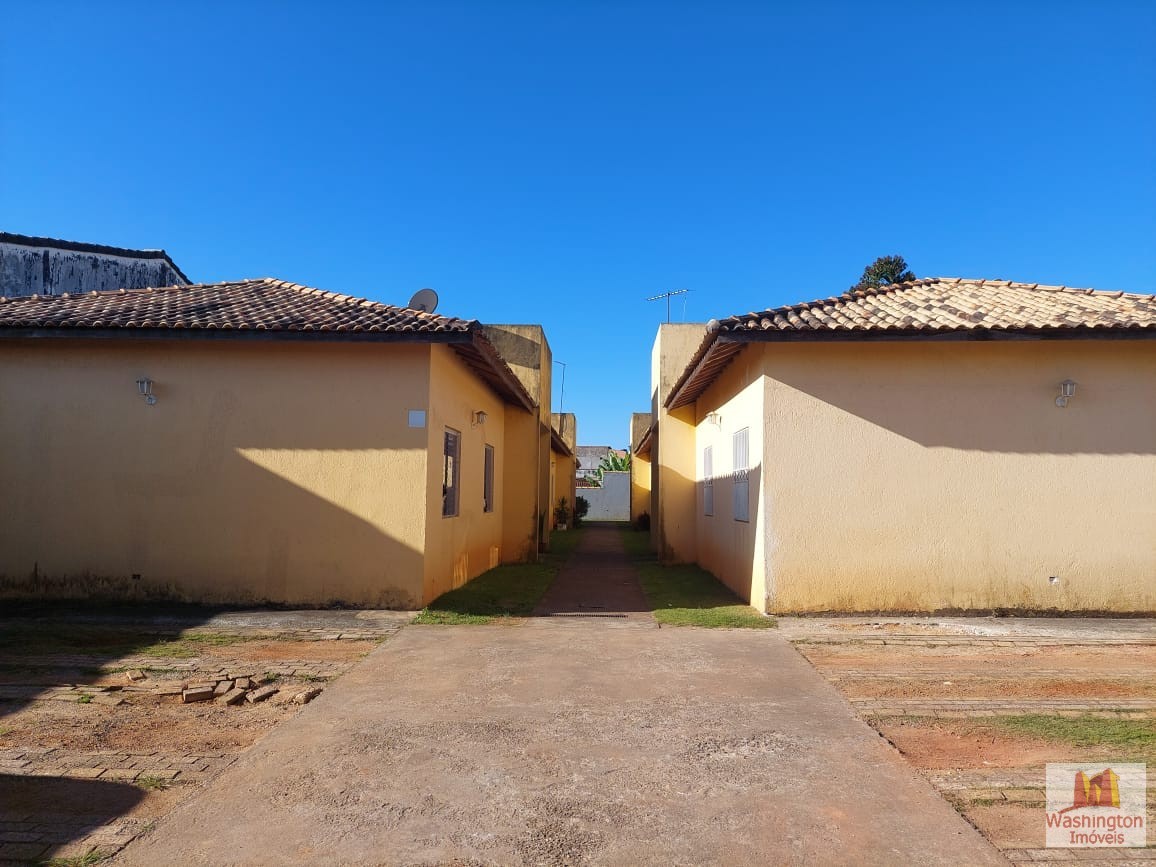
[1,277,481,326]
[726,277,1154,322]
[931,277,1155,301]
[0,278,262,304]
[272,279,476,325]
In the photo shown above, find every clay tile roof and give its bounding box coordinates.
[0,277,538,411]
[667,277,1156,410]
[0,278,474,335]
[716,277,1156,336]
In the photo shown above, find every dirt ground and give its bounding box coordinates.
[0,610,409,863]
[786,618,1156,865]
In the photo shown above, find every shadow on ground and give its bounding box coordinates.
[0,774,146,861]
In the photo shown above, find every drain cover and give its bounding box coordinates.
[546,613,629,618]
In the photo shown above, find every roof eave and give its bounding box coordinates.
[665,324,1156,410]
[454,330,538,412]
[633,422,654,458]
[0,323,538,411]
[550,427,573,457]
[0,326,472,344]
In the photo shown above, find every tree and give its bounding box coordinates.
[597,452,631,474]
[848,255,915,294]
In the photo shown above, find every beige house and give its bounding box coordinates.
[0,279,567,608]
[641,278,1156,614]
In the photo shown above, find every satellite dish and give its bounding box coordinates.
[407,288,439,313]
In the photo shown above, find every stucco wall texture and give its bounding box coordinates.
[0,338,533,608]
[582,472,631,521]
[690,340,1156,614]
[483,325,554,561]
[650,324,706,560]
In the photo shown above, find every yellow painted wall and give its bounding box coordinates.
[692,350,767,609]
[551,412,577,528]
[650,324,706,562]
[423,344,508,602]
[483,325,553,561]
[692,339,1156,613]
[0,339,431,607]
[630,412,652,526]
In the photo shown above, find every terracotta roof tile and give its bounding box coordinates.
[717,278,1156,335]
[666,277,1156,410]
[0,278,474,335]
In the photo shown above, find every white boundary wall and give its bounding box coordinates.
[581,471,630,521]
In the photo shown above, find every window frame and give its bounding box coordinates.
[442,427,461,518]
[732,427,750,523]
[483,443,495,513]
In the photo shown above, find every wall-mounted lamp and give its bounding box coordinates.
[472,410,488,427]
[136,378,157,406]
[705,411,722,427]
[1055,379,1077,409]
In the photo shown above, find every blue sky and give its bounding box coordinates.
[3,2,1153,445]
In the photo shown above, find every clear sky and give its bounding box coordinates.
[3,2,1153,445]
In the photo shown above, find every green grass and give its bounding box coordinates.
[987,714,1156,757]
[42,853,108,867]
[136,774,174,791]
[415,529,585,624]
[620,528,776,628]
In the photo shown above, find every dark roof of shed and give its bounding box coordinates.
[0,231,191,284]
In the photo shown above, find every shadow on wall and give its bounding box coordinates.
[2,363,431,607]
[690,464,764,610]
[1,452,426,609]
[771,343,1156,455]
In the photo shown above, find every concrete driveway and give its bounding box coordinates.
[117,621,1004,865]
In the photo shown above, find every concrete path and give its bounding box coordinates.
[117,529,1006,866]
[533,522,654,622]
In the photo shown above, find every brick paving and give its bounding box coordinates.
[854,698,1156,718]
[786,617,1156,865]
[0,747,238,862]
[0,747,236,782]
[0,609,409,863]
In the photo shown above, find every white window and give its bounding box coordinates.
[483,444,495,513]
[733,428,749,522]
[442,428,461,517]
[703,445,714,517]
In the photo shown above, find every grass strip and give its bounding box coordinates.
[619,527,775,628]
[415,528,585,624]
[988,714,1156,757]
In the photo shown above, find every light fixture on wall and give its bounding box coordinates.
[472,410,488,427]
[705,411,722,427]
[136,378,157,406]
[1055,379,1077,408]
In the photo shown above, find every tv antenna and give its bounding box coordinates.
[553,360,567,412]
[646,288,689,323]
[407,287,439,313]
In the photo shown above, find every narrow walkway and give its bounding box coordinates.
[117,534,1007,866]
[533,523,653,622]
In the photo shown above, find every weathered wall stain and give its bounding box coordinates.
[1,233,189,297]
